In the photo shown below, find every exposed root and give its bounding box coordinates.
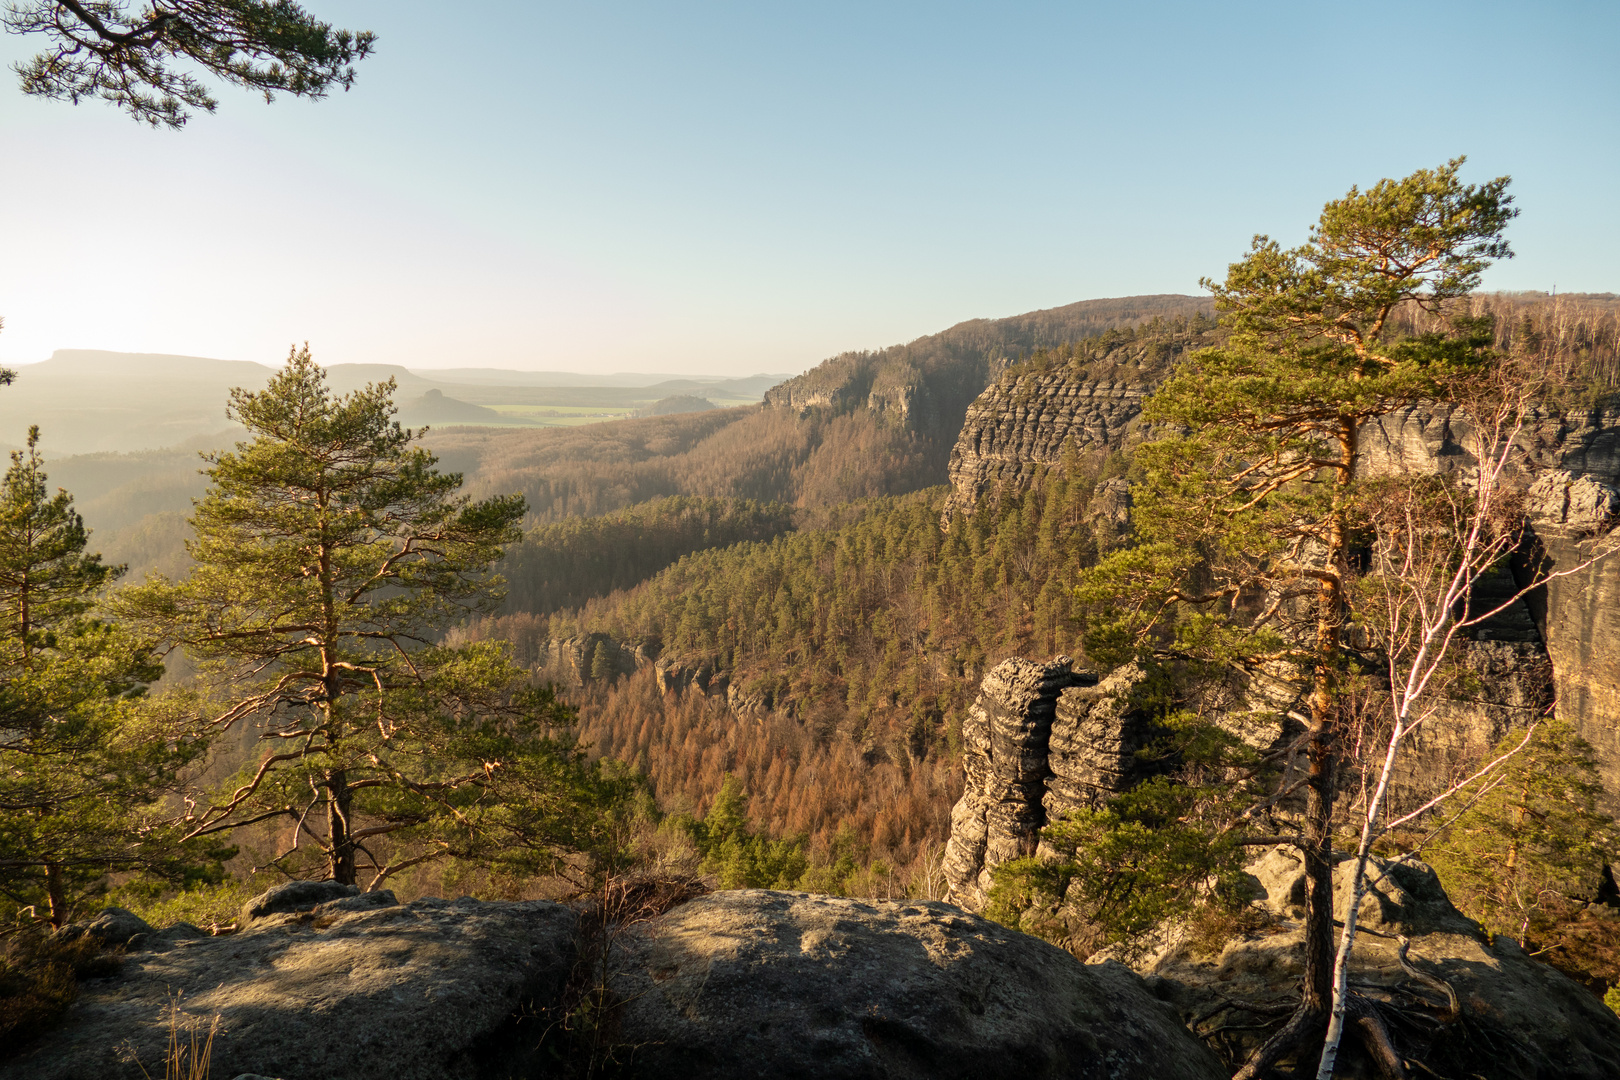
[1232,1003,1323,1080]
[1346,993,1410,1080]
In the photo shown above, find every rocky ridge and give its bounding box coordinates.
[763,296,1212,449]
[5,883,1227,1080]
[1136,850,1620,1078]
[939,660,1620,1077]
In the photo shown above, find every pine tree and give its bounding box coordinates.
[589,639,616,683]
[1075,159,1517,1077]
[117,348,625,889]
[0,428,206,926]
[1427,718,1618,944]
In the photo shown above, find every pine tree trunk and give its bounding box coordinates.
[45,860,67,928]
[1302,585,1339,1017]
[327,770,356,885]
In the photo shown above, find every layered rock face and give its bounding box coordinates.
[943,658,1154,909]
[542,632,658,686]
[944,377,1153,518]
[8,885,1229,1080]
[948,362,1620,806]
[1359,404,1620,807]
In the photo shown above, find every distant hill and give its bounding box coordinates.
[423,295,1219,525]
[638,395,716,417]
[398,389,537,427]
[763,294,1215,446]
[0,352,785,454]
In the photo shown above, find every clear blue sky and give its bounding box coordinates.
[1,1,1615,376]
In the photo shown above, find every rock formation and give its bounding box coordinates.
[944,376,1154,518]
[4,884,577,1080]
[654,653,729,697]
[1132,850,1620,1079]
[542,632,658,686]
[604,889,1227,1080]
[944,658,1156,909]
[1358,403,1620,808]
[763,296,1214,451]
[937,662,1620,1078]
[6,885,1228,1080]
[946,359,1620,808]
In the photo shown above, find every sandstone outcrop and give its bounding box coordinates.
[603,889,1227,1080]
[4,893,578,1080]
[1358,403,1620,808]
[944,376,1154,518]
[654,653,729,697]
[764,296,1213,452]
[1131,850,1620,1079]
[946,360,1620,808]
[543,632,658,686]
[10,887,1236,1080]
[944,658,1158,909]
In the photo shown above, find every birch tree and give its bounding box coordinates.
[1076,158,1519,1077]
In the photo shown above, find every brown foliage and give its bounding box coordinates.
[573,670,961,890]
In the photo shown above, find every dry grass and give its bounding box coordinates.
[136,1002,220,1080]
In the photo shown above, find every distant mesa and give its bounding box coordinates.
[638,394,717,417]
[397,388,534,427]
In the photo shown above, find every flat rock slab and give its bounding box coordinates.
[606,890,1227,1080]
[2,896,577,1080]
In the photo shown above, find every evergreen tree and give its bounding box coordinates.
[0,428,206,926]
[1074,159,1517,1077]
[589,639,616,683]
[117,348,623,888]
[1426,718,1619,944]
[6,1,375,128]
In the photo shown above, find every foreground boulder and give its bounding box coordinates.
[2,893,577,1080]
[604,890,1227,1080]
[6,886,1231,1080]
[1130,849,1620,1079]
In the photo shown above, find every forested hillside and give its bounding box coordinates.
[449,289,1620,896]
[498,496,797,615]
[429,295,1216,528]
[455,456,1123,887]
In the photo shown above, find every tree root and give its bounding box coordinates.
[1231,1003,1323,1080]
[1346,993,1410,1080]
[1227,991,1423,1080]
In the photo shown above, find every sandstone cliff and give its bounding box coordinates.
[764,296,1213,452]
[945,362,1620,808]
[943,657,1157,909]
[1137,850,1620,1079]
[939,660,1620,1078]
[941,327,1219,518]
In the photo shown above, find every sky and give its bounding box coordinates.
[1,1,1616,378]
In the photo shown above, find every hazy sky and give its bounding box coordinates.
[1,1,1615,377]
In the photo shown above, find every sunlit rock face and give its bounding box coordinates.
[943,375,1153,519]
[943,658,1161,910]
[947,365,1620,809]
[11,886,1232,1080]
[1131,849,1620,1080]
[604,889,1230,1080]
